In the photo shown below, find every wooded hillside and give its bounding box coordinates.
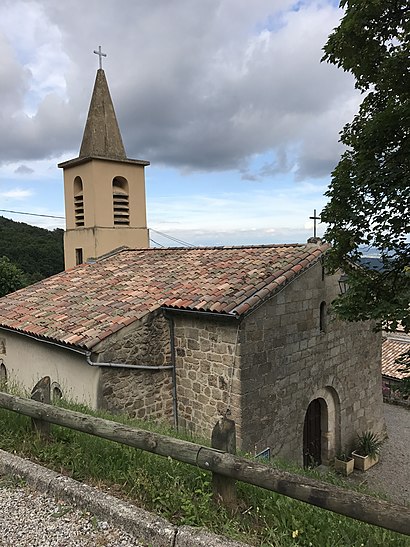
[0,216,64,283]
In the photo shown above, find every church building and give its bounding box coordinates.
[0,63,385,467]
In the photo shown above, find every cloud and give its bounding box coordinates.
[148,185,328,237]
[14,164,34,174]
[0,188,33,199]
[0,0,357,182]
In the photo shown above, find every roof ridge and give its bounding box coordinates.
[121,243,311,252]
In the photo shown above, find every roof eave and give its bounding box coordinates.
[231,245,328,318]
[58,155,150,169]
[161,306,240,321]
[0,325,89,355]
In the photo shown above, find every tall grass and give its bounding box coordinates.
[0,400,408,547]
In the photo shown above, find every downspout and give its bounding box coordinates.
[164,313,179,430]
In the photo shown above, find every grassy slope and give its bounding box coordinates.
[0,400,408,547]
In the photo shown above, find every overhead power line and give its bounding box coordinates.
[150,228,195,247]
[0,209,65,219]
[0,209,196,247]
[149,238,164,248]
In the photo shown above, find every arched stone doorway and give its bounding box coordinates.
[303,398,325,467]
[302,386,341,467]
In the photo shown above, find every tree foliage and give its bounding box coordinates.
[0,256,26,297]
[321,0,410,332]
[0,216,64,282]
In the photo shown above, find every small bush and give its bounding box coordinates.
[355,431,384,458]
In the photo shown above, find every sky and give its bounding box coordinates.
[0,0,360,247]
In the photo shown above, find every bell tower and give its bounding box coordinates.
[59,55,149,269]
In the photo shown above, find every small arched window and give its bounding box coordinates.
[112,176,130,225]
[319,301,327,333]
[74,176,84,227]
[0,362,7,388]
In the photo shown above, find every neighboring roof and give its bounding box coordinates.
[382,335,410,380]
[0,243,327,351]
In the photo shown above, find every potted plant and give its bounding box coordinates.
[334,452,354,476]
[352,431,384,471]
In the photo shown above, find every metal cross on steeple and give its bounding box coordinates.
[93,46,107,69]
[309,209,321,238]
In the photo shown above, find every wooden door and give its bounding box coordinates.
[303,399,321,468]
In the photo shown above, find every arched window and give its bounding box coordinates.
[74,176,84,227]
[112,177,130,225]
[319,301,327,333]
[0,362,7,388]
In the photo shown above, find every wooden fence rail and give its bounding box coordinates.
[0,391,409,536]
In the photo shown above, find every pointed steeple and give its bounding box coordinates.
[79,69,126,160]
[59,62,150,270]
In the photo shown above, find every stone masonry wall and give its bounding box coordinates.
[239,261,385,465]
[95,311,174,423]
[173,316,241,442]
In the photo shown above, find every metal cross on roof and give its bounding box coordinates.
[93,46,107,69]
[309,209,321,238]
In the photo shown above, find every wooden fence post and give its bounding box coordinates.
[30,376,51,438]
[211,416,237,511]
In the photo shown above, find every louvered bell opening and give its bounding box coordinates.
[74,194,84,227]
[113,191,129,225]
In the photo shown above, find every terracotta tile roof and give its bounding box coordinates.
[0,243,327,350]
[382,336,410,380]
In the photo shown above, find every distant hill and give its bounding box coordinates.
[359,256,384,272]
[0,216,64,283]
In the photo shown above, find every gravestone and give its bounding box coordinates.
[31,376,51,438]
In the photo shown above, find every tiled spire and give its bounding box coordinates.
[79,69,126,159]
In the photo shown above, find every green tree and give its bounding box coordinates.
[321,0,410,333]
[0,217,64,280]
[0,256,26,297]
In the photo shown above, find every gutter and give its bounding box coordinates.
[0,324,178,425]
[0,326,173,371]
[85,353,173,371]
[161,307,240,321]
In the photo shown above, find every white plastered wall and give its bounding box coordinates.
[0,329,100,408]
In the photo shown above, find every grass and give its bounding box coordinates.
[0,398,408,547]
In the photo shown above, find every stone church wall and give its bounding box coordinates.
[173,316,241,442]
[239,261,385,465]
[95,311,174,422]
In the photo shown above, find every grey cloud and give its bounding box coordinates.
[14,164,34,174]
[0,0,358,181]
[0,34,29,114]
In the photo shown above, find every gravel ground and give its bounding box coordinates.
[0,479,142,547]
[345,403,410,506]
